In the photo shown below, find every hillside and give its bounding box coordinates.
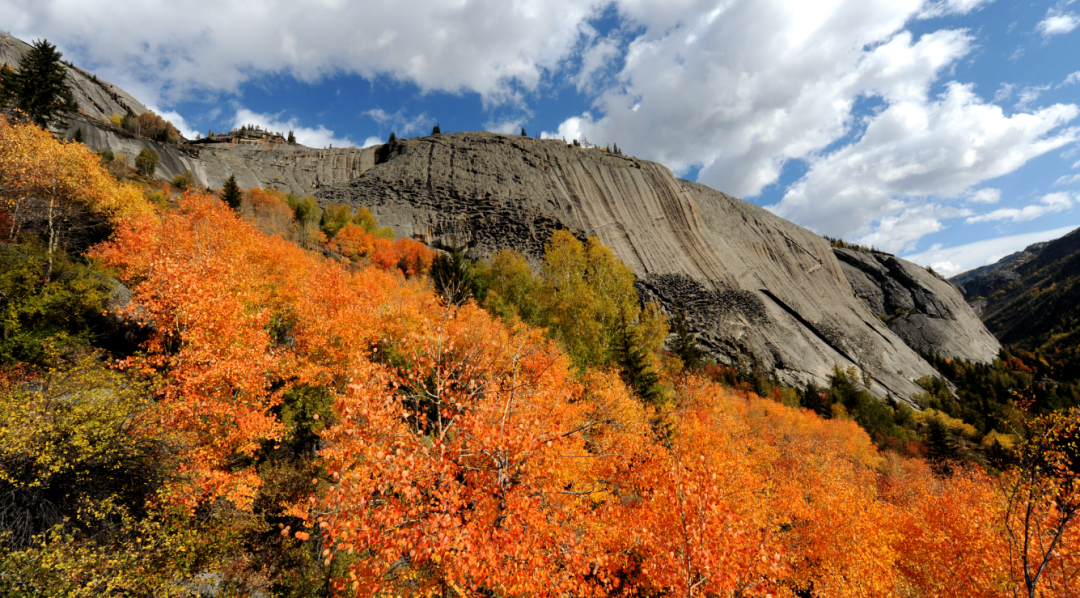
[3,32,1005,403]
[953,227,1080,378]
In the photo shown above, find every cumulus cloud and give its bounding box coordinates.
[232,109,353,148]
[771,83,1078,249]
[968,188,1001,203]
[152,107,199,140]
[1,0,608,105]
[1037,9,1080,37]
[549,0,1079,251]
[964,192,1074,224]
[903,225,1078,276]
[364,109,432,136]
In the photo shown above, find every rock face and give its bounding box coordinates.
[1,34,148,121]
[835,249,1000,363]
[65,114,379,193]
[316,132,949,403]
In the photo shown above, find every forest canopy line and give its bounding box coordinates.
[2,116,1080,597]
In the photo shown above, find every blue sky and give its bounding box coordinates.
[4,0,1080,275]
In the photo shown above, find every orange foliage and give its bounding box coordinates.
[329,222,435,277]
[85,184,1080,597]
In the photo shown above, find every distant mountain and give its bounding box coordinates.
[951,241,1051,316]
[953,228,1080,378]
[5,34,1003,403]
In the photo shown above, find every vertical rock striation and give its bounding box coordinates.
[317,132,954,403]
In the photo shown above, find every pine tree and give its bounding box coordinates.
[521,127,527,136]
[801,380,831,418]
[221,174,242,210]
[668,309,704,371]
[0,39,79,130]
[431,245,474,306]
[388,132,396,143]
[616,307,663,405]
[926,417,961,474]
[432,123,441,135]
[287,130,296,144]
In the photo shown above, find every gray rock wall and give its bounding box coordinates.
[834,248,1000,363]
[66,115,378,194]
[317,132,948,403]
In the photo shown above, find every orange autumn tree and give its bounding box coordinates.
[78,175,1080,596]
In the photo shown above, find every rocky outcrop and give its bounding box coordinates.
[834,248,1000,363]
[316,132,948,403]
[1,34,148,121]
[65,114,379,193]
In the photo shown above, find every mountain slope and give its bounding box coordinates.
[317,132,954,401]
[959,227,1080,378]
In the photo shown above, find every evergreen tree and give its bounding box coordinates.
[287,130,296,144]
[801,380,831,418]
[221,174,242,210]
[616,307,663,405]
[521,127,527,136]
[926,417,961,474]
[431,245,474,306]
[668,309,703,371]
[0,39,79,130]
[388,132,396,143]
[432,123,441,135]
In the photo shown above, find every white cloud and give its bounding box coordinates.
[1,0,609,106]
[485,117,527,135]
[918,0,994,19]
[968,188,1001,203]
[1057,173,1080,186]
[232,109,353,148]
[902,225,1078,276]
[558,4,980,199]
[151,107,199,140]
[964,192,1074,224]
[361,136,383,149]
[994,83,1016,102]
[574,36,621,94]
[1015,84,1051,109]
[770,82,1078,250]
[364,109,432,136]
[1061,71,1080,86]
[1037,10,1080,37]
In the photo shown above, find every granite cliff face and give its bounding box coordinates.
[64,114,377,193]
[315,132,958,402]
[1,34,148,121]
[834,249,999,363]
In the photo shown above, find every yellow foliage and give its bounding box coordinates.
[916,408,979,439]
